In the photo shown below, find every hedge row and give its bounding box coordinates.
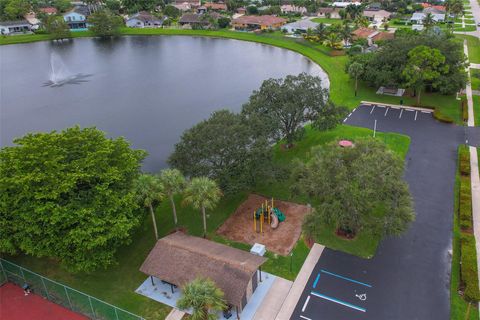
[458,145,480,302]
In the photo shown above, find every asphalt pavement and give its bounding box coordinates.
[291,104,477,320]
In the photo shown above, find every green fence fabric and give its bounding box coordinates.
[0,258,144,320]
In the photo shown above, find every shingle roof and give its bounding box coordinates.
[232,15,287,26]
[0,20,30,26]
[140,232,267,308]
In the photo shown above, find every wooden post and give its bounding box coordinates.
[253,210,256,232]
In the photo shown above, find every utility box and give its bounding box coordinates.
[250,243,266,256]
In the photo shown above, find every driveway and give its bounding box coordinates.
[291,105,478,320]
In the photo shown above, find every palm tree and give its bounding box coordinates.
[177,277,227,320]
[323,32,342,49]
[423,13,436,30]
[134,174,164,240]
[339,23,353,46]
[183,177,222,238]
[159,168,186,227]
[348,62,364,96]
[314,22,328,41]
[354,16,370,28]
[345,4,362,20]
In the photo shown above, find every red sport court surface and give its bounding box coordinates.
[0,282,88,320]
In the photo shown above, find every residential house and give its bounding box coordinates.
[63,7,89,30]
[126,12,164,28]
[173,3,192,11]
[24,12,40,30]
[410,12,445,24]
[0,20,31,35]
[140,232,267,317]
[39,7,58,15]
[366,2,382,10]
[280,5,307,15]
[363,9,392,23]
[317,7,341,19]
[178,12,220,28]
[204,2,228,11]
[236,7,247,15]
[282,18,318,33]
[332,1,361,8]
[421,3,446,12]
[423,6,446,14]
[174,0,201,8]
[353,27,394,45]
[232,15,287,30]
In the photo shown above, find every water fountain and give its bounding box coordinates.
[44,52,92,87]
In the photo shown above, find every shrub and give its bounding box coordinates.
[433,109,454,123]
[460,233,480,301]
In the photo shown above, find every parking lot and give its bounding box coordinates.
[291,104,469,320]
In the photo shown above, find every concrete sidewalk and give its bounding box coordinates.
[470,147,480,316]
[465,40,475,127]
[165,308,185,320]
[275,243,324,320]
[471,63,480,69]
[252,277,293,320]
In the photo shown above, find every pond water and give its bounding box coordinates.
[0,36,328,171]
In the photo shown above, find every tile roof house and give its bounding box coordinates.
[140,232,267,315]
[410,12,445,24]
[126,11,164,28]
[353,27,394,45]
[178,12,221,28]
[232,15,287,30]
[363,9,392,23]
[280,4,307,15]
[204,2,228,11]
[423,6,446,14]
[39,7,58,15]
[175,0,201,8]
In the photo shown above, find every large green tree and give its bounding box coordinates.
[159,168,186,227]
[44,15,71,40]
[0,127,147,272]
[177,277,227,320]
[347,33,467,96]
[183,177,222,238]
[88,9,123,37]
[402,45,449,104]
[134,174,164,240]
[292,138,414,238]
[241,73,329,148]
[168,110,270,193]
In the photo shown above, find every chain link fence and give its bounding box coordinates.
[0,258,145,320]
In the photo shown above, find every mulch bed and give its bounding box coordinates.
[216,194,311,256]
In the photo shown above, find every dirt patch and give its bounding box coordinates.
[216,194,311,256]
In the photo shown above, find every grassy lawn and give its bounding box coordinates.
[473,95,480,126]
[311,17,344,25]
[472,69,480,91]
[454,25,478,31]
[456,34,480,64]
[451,146,480,320]
[5,124,410,319]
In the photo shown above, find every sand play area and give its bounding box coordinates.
[217,194,311,255]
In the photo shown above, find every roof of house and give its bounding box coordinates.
[0,20,30,26]
[332,1,361,8]
[317,7,339,13]
[421,3,446,11]
[280,4,307,12]
[283,19,318,30]
[39,7,57,14]
[371,31,394,41]
[128,11,163,23]
[352,27,377,38]
[179,12,220,23]
[232,15,287,26]
[363,9,392,18]
[410,12,445,21]
[140,232,267,308]
[175,0,201,5]
[204,2,227,10]
[423,7,446,14]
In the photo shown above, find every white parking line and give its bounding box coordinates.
[399,109,404,118]
[348,113,352,117]
[300,316,312,320]
[405,109,414,112]
[352,107,357,113]
[343,117,348,123]
[414,111,418,121]
[384,108,389,116]
[302,296,311,312]
[370,106,376,114]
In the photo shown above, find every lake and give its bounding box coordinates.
[0,36,328,171]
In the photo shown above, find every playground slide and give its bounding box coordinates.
[270,213,279,229]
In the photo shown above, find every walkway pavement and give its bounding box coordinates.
[275,243,324,320]
[470,146,480,316]
[252,277,292,320]
[472,63,480,69]
[165,308,185,320]
[468,0,480,30]
[464,40,475,127]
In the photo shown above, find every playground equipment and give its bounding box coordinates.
[253,198,286,233]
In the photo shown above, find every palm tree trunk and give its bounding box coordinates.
[355,78,358,96]
[149,204,159,240]
[202,206,207,238]
[170,195,178,226]
[417,89,421,105]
